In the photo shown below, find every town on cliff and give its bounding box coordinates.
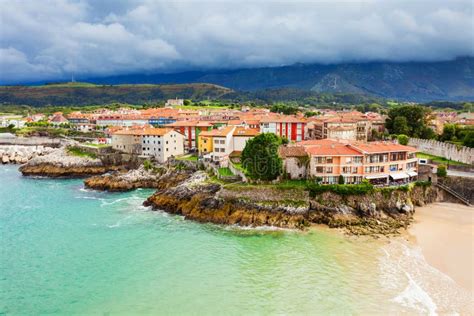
[1,99,473,235]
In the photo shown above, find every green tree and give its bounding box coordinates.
[392,116,410,135]
[270,103,298,115]
[183,99,192,106]
[440,124,456,142]
[419,126,437,140]
[463,131,474,148]
[385,105,432,137]
[304,111,318,118]
[436,164,447,178]
[338,175,345,184]
[397,134,409,145]
[241,133,283,181]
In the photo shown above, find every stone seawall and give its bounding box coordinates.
[408,138,474,165]
[0,145,54,164]
[0,136,66,147]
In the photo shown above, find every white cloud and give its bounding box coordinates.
[0,0,473,83]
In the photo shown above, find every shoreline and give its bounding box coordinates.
[409,202,474,293]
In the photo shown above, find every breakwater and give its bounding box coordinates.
[0,145,54,164]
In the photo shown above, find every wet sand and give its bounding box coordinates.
[410,202,474,293]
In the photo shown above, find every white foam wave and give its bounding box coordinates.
[224,224,292,232]
[393,271,438,315]
[107,215,133,228]
[379,239,472,314]
[75,196,103,200]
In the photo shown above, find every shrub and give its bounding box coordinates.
[338,175,345,184]
[436,164,447,177]
[306,181,374,197]
[414,180,431,188]
[397,134,409,145]
[143,160,152,171]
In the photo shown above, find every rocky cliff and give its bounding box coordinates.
[19,148,119,177]
[145,173,437,235]
[84,165,193,192]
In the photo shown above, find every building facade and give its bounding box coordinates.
[112,128,185,163]
[281,139,418,185]
[259,117,305,142]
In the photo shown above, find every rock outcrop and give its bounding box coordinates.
[19,148,118,177]
[84,166,192,192]
[145,173,437,235]
[0,145,54,164]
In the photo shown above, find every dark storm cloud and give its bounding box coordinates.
[0,0,473,83]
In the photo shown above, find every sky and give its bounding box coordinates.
[0,0,473,83]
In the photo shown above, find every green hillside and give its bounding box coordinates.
[0,82,233,106]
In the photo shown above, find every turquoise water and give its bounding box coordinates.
[0,165,467,314]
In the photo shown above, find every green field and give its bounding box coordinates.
[416,152,468,166]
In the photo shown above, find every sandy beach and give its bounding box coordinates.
[410,202,474,293]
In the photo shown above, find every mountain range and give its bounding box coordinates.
[81,57,474,102]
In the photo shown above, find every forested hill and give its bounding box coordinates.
[0,83,233,107]
[81,57,474,102]
[0,82,387,107]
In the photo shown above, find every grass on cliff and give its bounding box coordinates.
[218,167,234,177]
[83,143,110,148]
[416,152,468,166]
[67,147,97,159]
[176,154,198,161]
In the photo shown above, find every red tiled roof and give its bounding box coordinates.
[113,127,175,136]
[349,142,417,153]
[278,146,308,158]
[260,116,306,123]
[233,127,259,137]
[165,120,213,127]
[305,145,362,156]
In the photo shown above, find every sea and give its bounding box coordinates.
[0,165,471,314]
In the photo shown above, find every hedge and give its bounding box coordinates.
[306,182,374,197]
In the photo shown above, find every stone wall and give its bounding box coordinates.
[440,176,474,203]
[408,138,474,165]
[0,136,66,147]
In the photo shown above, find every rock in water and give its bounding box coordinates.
[19,148,114,177]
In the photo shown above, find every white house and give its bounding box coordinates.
[112,127,184,163]
[141,128,185,163]
[232,127,259,152]
[212,126,236,162]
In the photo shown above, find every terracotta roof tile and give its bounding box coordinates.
[278,146,308,157]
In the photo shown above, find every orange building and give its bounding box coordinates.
[281,139,418,185]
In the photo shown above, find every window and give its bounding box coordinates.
[364,166,384,173]
[389,164,398,172]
